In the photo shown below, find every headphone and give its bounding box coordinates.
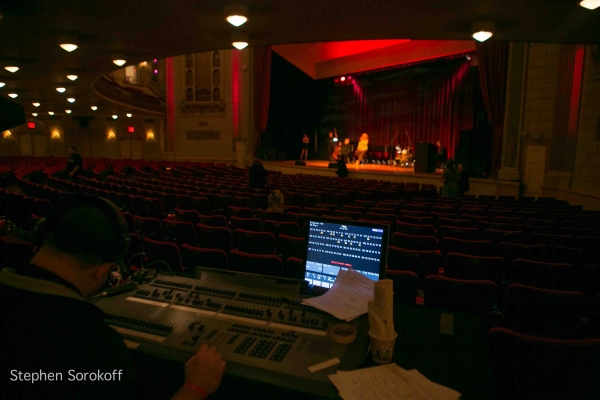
[34,194,130,268]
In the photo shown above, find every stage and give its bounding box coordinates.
[262,160,521,198]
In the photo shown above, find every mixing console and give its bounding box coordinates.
[95,270,369,398]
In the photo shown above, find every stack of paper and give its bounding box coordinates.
[368,279,395,339]
[329,363,461,400]
[302,268,375,321]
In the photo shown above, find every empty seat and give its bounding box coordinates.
[385,270,419,305]
[396,222,436,236]
[284,257,305,280]
[228,206,254,219]
[440,237,494,261]
[142,238,183,272]
[228,250,282,277]
[550,246,600,267]
[387,247,440,287]
[195,223,232,253]
[163,219,197,247]
[481,229,525,245]
[180,245,228,273]
[277,234,306,261]
[437,226,480,241]
[496,242,549,263]
[230,216,262,232]
[436,218,472,230]
[263,220,300,238]
[528,233,574,249]
[445,253,506,284]
[501,284,587,339]
[133,216,163,241]
[391,232,438,251]
[232,229,276,255]
[488,328,600,400]
[197,214,228,228]
[424,275,497,318]
[506,259,575,291]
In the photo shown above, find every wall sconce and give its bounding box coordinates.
[146,130,155,140]
[3,130,12,139]
[51,129,61,140]
[107,129,116,140]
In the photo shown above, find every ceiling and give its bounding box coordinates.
[0,0,599,119]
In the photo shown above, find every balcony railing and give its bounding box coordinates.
[93,75,166,114]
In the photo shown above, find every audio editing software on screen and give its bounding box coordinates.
[304,220,385,288]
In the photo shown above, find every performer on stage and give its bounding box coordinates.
[340,138,352,163]
[300,134,309,160]
[355,133,369,164]
[436,139,447,168]
[327,132,336,161]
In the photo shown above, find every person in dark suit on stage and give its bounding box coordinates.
[300,134,309,160]
[436,140,447,168]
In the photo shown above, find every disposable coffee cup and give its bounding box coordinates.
[369,330,397,364]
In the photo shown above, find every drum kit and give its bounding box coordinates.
[395,146,413,166]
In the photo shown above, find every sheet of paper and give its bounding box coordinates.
[302,268,375,321]
[329,363,461,400]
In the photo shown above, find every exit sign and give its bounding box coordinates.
[128,126,135,133]
[27,122,36,129]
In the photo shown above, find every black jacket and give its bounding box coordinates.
[0,267,136,400]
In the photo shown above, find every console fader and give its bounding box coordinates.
[95,269,369,398]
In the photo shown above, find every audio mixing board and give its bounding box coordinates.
[95,268,369,398]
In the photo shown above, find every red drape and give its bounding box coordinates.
[253,46,272,154]
[476,41,509,175]
[335,57,475,160]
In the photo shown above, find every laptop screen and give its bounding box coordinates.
[304,218,389,288]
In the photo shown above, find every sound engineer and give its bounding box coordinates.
[0,195,226,400]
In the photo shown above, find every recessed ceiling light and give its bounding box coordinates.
[8,93,18,98]
[472,22,494,42]
[32,113,38,117]
[56,87,66,93]
[113,59,127,67]
[67,98,75,103]
[60,44,78,52]
[112,114,118,119]
[0,82,5,88]
[91,106,98,111]
[232,41,249,50]
[65,110,72,114]
[5,66,19,73]
[66,74,78,81]
[580,0,600,9]
[32,102,40,107]
[225,4,249,27]
[126,113,132,118]
[48,111,54,115]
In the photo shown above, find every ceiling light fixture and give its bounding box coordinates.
[48,111,54,115]
[91,106,98,111]
[56,87,66,93]
[32,102,40,107]
[0,82,5,88]
[112,114,118,119]
[126,113,132,118]
[472,22,495,42]
[231,33,249,50]
[112,54,127,67]
[8,93,17,98]
[66,74,78,81]
[32,113,38,117]
[5,66,19,73]
[65,110,72,114]
[225,4,249,27]
[580,0,600,9]
[60,43,78,52]
[113,59,127,67]
[67,98,75,103]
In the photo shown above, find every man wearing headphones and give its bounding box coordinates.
[0,195,225,399]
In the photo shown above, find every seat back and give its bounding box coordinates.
[506,259,575,291]
[445,253,506,284]
[180,244,228,273]
[195,223,232,253]
[424,275,497,317]
[228,250,283,277]
[391,232,438,251]
[163,219,197,247]
[387,247,440,287]
[263,220,300,238]
[232,229,276,255]
[277,234,306,261]
[142,237,183,272]
[230,216,262,232]
[496,242,549,263]
[385,270,419,305]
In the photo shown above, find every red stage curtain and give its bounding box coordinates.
[335,57,475,160]
[253,46,272,154]
[476,41,509,175]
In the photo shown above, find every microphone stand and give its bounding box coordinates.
[388,132,399,165]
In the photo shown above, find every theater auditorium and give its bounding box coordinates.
[1,1,600,399]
